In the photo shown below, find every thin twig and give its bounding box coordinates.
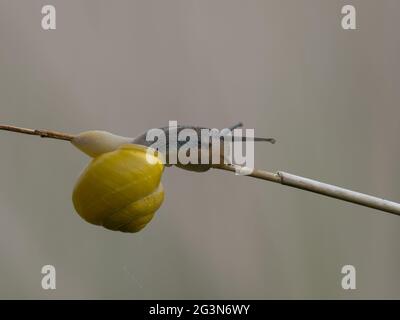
[0,124,75,141]
[214,164,400,217]
[1,124,400,216]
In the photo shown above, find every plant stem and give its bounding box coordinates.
[214,164,400,216]
[0,124,75,141]
[2,124,400,216]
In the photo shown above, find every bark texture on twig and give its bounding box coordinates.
[0,124,75,141]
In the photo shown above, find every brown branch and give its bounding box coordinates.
[0,124,75,141]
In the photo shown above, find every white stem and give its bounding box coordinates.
[278,171,400,216]
[214,165,400,216]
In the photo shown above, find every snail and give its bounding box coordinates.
[70,123,272,232]
[0,123,273,233]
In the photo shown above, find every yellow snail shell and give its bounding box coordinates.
[72,144,164,233]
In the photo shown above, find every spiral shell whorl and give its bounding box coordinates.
[72,144,164,233]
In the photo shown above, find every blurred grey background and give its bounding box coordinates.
[0,0,399,299]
